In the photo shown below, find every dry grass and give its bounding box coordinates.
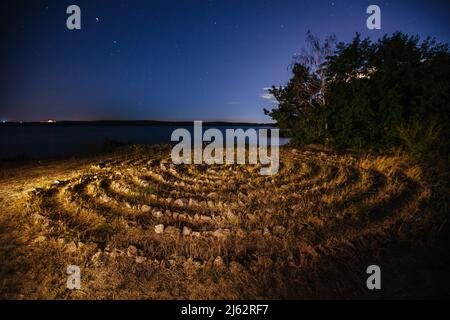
[0,145,448,299]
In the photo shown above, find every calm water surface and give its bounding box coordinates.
[0,125,288,159]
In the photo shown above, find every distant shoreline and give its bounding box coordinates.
[0,120,276,127]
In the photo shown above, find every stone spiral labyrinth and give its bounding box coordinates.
[25,146,430,298]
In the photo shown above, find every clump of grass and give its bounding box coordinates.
[396,118,445,162]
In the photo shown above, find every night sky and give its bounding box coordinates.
[1,0,449,122]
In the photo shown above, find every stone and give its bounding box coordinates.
[110,249,125,258]
[135,256,147,264]
[152,211,163,218]
[141,205,151,213]
[127,245,138,257]
[155,224,165,234]
[33,235,47,243]
[91,251,103,264]
[272,225,286,236]
[182,226,192,236]
[188,198,198,207]
[207,192,218,199]
[165,226,180,236]
[213,228,230,239]
[65,241,78,253]
[225,209,235,219]
[213,256,224,268]
[174,199,184,206]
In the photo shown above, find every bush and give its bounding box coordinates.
[396,118,444,161]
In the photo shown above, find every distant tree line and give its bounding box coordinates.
[264,32,450,160]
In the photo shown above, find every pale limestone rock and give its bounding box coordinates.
[154,224,165,234]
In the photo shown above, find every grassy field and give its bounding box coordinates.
[0,145,448,299]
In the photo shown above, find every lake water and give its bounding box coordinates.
[0,124,288,159]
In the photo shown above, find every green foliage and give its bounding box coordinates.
[264,32,450,160]
[397,118,444,161]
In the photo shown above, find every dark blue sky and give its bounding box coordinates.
[1,0,449,122]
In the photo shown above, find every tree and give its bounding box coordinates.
[264,31,336,144]
[293,30,336,106]
[264,32,450,159]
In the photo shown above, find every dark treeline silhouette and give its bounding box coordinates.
[264,32,450,160]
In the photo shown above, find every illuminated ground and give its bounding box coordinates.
[0,145,447,299]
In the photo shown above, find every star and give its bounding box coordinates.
[95,17,100,22]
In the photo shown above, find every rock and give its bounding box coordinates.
[188,198,198,207]
[213,256,224,268]
[152,211,163,218]
[110,249,125,258]
[127,245,138,257]
[135,256,147,264]
[91,251,103,264]
[193,258,203,267]
[207,192,218,199]
[174,199,184,206]
[168,259,176,266]
[229,261,242,274]
[182,226,192,236]
[154,224,165,234]
[33,235,47,243]
[141,205,151,213]
[272,225,286,236]
[31,213,50,227]
[225,209,235,219]
[65,241,78,253]
[165,226,180,236]
[235,228,246,238]
[100,195,110,203]
[213,228,230,239]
